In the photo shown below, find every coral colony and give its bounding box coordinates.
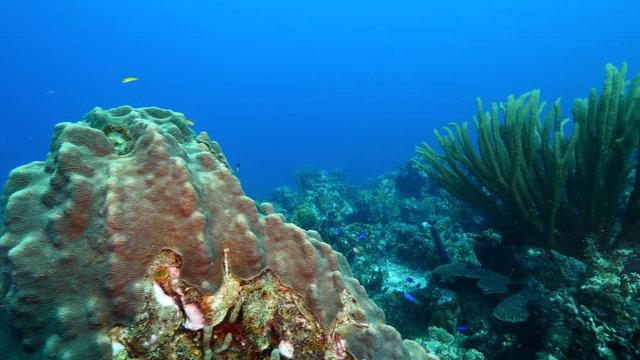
[0,106,429,359]
[2,64,640,359]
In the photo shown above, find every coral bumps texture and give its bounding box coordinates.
[0,106,429,359]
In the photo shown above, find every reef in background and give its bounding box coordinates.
[258,64,640,359]
[0,106,432,359]
[267,143,640,358]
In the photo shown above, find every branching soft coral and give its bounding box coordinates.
[416,64,640,257]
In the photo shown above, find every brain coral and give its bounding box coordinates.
[0,106,431,359]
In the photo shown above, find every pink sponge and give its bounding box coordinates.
[0,106,431,359]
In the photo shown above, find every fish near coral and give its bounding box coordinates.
[404,292,417,303]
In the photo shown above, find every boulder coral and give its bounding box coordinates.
[0,106,431,359]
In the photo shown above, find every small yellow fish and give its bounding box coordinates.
[185,119,195,126]
[121,77,139,83]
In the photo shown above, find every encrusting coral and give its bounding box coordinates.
[0,106,431,359]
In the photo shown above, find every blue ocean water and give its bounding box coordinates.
[1,0,639,199]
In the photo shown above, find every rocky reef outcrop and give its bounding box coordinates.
[0,106,431,359]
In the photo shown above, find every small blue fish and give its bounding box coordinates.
[337,229,345,236]
[403,292,417,303]
[416,283,421,289]
[356,231,367,240]
[457,326,470,333]
[406,277,414,284]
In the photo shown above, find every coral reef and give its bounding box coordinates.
[409,62,640,358]
[267,162,486,357]
[266,136,640,358]
[0,106,430,359]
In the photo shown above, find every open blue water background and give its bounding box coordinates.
[1,0,639,199]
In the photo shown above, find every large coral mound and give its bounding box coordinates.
[0,106,430,359]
